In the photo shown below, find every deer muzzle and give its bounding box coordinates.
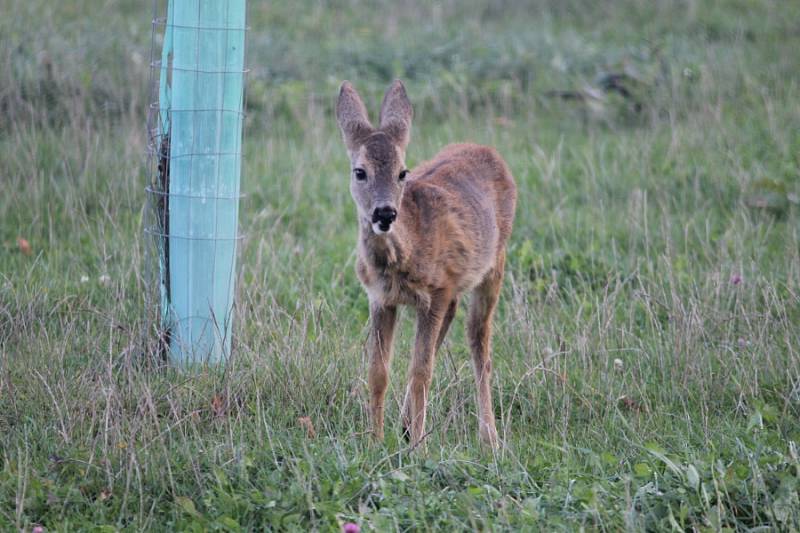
[372,205,397,233]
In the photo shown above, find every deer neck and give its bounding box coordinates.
[358,218,410,271]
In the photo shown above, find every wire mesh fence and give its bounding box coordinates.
[144,0,248,365]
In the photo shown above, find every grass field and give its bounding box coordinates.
[2,0,800,530]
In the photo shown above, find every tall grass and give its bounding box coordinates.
[1,0,799,530]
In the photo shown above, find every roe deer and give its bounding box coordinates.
[336,80,516,449]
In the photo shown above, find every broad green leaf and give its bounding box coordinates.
[175,496,199,517]
[686,464,700,490]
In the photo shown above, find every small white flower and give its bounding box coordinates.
[80,275,89,283]
[613,358,624,371]
[99,274,111,286]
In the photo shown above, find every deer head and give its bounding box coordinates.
[336,80,413,235]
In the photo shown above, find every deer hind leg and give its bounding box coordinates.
[436,297,459,352]
[402,296,457,442]
[368,304,398,441]
[467,254,505,449]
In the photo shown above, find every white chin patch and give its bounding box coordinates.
[372,222,392,235]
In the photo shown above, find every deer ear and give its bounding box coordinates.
[379,80,412,150]
[336,81,373,152]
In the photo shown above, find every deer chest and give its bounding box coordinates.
[356,259,431,309]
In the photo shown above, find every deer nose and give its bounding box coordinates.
[372,206,397,228]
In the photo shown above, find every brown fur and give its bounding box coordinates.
[336,80,517,449]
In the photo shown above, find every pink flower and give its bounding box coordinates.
[32,527,45,533]
[738,337,747,348]
[343,523,360,533]
[730,274,742,285]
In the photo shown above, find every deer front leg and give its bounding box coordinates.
[402,297,456,442]
[404,297,449,448]
[368,303,398,441]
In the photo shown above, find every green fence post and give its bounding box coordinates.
[157,0,246,364]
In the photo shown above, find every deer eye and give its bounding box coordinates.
[398,169,409,181]
[353,168,367,181]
